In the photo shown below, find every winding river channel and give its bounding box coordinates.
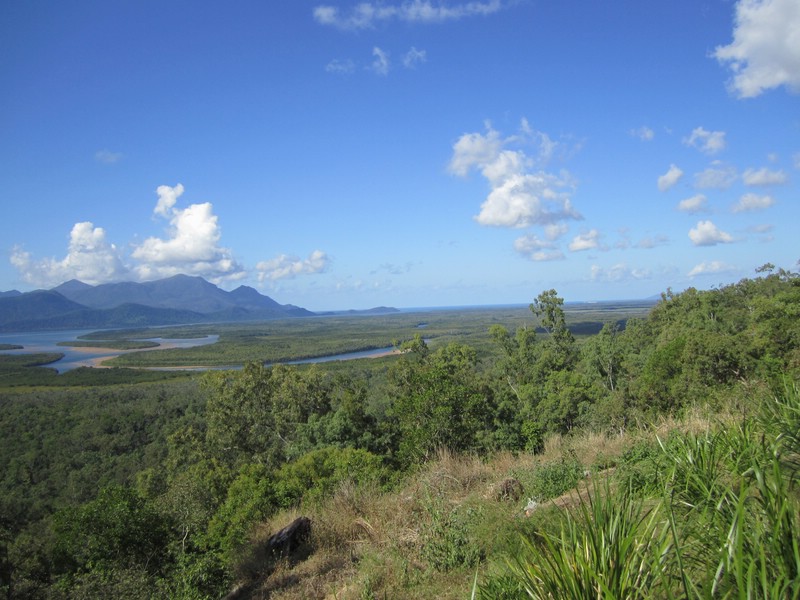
[0,329,220,373]
[0,330,398,373]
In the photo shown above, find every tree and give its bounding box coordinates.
[202,363,333,468]
[206,463,276,560]
[530,289,576,372]
[52,485,170,576]
[390,340,489,465]
[581,322,623,393]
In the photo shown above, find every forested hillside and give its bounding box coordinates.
[1,266,798,598]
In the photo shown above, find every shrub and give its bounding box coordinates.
[525,452,584,502]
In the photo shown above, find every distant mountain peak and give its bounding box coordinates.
[53,279,94,293]
[0,274,315,331]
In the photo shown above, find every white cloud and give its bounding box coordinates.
[10,222,128,287]
[742,167,788,185]
[325,58,356,74]
[370,47,390,75]
[256,250,330,281]
[449,121,582,229]
[678,193,709,213]
[630,126,654,141]
[590,263,651,282]
[154,183,184,217]
[683,127,727,155]
[513,235,564,261]
[569,229,601,252]
[689,220,735,246]
[658,164,683,191]
[636,234,669,249]
[94,149,123,164]
[714,0,800,98]
[544,222,568,240]
[403,46,427,68]
[131,184,245,283]
[448,125,503,177]
[732,192,776,212]
[688,260,737,278]
[749,223,774,233]
[313,0,504,30]
[694,162,738,189]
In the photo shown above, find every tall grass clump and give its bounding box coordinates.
[481,480,671,599]
[481,381,800,599]
[661,383,800,598]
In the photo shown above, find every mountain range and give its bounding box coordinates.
[0,275,317,332]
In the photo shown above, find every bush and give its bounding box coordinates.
[274,447,387,509]
[525,452,584,502]
[420,491,483,572]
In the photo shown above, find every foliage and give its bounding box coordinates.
[420,491,483,572]
[1,268,799,598]
[389,337,491,465]
[524,452,585,502]
[273,446,387,509]
[206,463,276,559]
[494,483,670,600]
[202,362,333,467]
[482,378,800,599]
[52,485,171,576]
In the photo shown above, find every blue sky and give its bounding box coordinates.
[1,0,798,311]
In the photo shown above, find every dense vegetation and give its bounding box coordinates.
[0,266,797,598]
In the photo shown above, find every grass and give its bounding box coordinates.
[215,383,800,599]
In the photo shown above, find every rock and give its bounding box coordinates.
[265,516,311,557]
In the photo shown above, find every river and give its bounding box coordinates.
[0,329,219,373]
[0,330,399,373]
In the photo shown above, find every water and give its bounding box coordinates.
[0,330,397,372]
[283,346,396,365]
[0,329,219,373]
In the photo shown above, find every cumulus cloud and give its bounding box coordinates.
[544,222,568,240]
[370,47,390,75]
[678,193,709,213]
[569,229,601,252]
[683,127,727,155]
[630,126,654,141]
[256,250,330,281]
[590,263,651,282]
[742,167,788,186]
[714,0,800,98]
[637,234,669,249]
[513,234,564,261]
[10,222,128,287]
[131,184,245,283]
[449,121,582,229]
[9,184,332,289]
[658,164,684,191]
[694,162,738,189]
[313,0,504,30]
[689,220,735,246]
[688,260,737,278]
[732,192,775,212]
